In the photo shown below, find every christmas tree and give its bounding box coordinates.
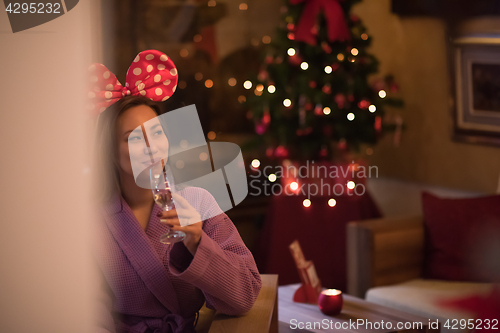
[244,0,403,162]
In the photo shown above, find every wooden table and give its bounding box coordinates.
[196,274,279,333]
[278,284,439,333]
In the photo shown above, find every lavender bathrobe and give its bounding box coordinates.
[94,187,262,333]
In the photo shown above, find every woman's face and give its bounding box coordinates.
[116,105,169,181]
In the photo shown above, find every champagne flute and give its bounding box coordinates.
[150,164,185,244]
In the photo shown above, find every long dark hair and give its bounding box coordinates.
[94,96,161,202]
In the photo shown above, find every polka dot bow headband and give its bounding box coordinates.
[87,49,178,114]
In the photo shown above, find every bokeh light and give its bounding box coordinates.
[207,131,216,140]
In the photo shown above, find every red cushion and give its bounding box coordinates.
[422,192,500,282]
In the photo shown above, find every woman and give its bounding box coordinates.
[92,51,262,333]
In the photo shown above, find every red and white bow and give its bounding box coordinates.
[87,49,179,114]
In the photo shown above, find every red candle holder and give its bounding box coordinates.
[318,289,343,316]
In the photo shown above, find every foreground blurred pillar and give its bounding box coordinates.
[0,1,101,332]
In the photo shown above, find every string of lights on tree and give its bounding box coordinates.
[172,0,404,207]
[241,0,404,163]
[174,0,402,159]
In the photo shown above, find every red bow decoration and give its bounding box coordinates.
[289,0,351,45]
[87,49,179,114]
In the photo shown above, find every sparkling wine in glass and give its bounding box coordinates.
[150,166,185,244]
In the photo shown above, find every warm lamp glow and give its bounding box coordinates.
[243,80,252,89]
[228,78,237,86]
[323,107,331,115]
[351,48,359,56]
[256,84,264,92]
[205,79,213,88]
[262,35,271,44]
[207,131,216,140]
[208,0,216,6]
[361,33,368,40]
[337,53,345,61]
[239,2,248,10]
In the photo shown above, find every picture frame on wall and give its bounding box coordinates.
[453,36,500,146]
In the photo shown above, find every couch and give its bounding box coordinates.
[346,214,494,332]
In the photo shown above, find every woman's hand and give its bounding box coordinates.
[157,193,202,255]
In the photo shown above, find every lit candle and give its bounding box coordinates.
[318,289,343,316]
